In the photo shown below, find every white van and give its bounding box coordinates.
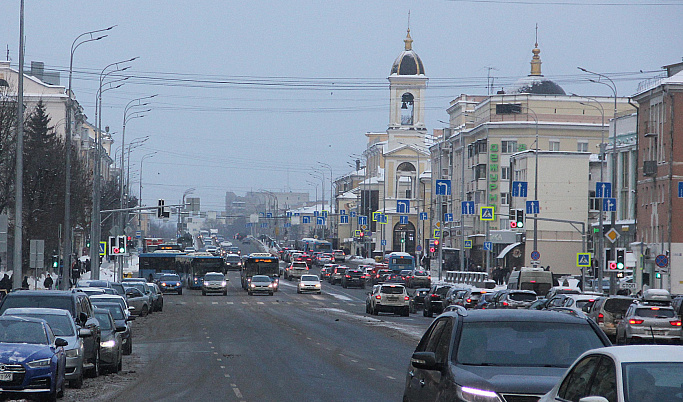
[507,267,553,297]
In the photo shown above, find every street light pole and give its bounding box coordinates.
[13,0,25,290]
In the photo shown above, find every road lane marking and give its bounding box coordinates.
[220,366,225,369]
[197,302,203,304]
[257,302,264,305]
[387,376,396,380]
[241,302,248,305]
[232,386,243,399]
[368,368,376,371]
[351,359,358,363]
[212,302,218,305]
[226,302,234,305]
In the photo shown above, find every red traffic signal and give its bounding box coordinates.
[429,247,436,253]
[434,239,440,247]
[608,261,617,270]
[510,221,517,228]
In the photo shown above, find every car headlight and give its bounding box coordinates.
[267,284,273,288]
[65,348,81,358]
[221,281,227,286]
[456,385,502,402]
[315,283,321,288]
[176,282,181,286]
[27,358,51,368]
[251,284,256,288]
[100,339,117,348]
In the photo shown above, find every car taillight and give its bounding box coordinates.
[345,275,350,278]
[629,319,644,325]
[404,296,410,301]
[670,321,682,326]
[502,301,508,306]
[466,298,472,303]
[431,294,438,298]
[375,295,381,299]
[428,276,431,279]
[598,313,604,323]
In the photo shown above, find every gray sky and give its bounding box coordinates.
[2,0,681,211]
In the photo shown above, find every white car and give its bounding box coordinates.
[539,345,683,402]
[365,284,410,316]
[297,275,322,294]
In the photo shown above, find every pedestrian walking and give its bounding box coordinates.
[43,275,54,290]
[21,276,29,289]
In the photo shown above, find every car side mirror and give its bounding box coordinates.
[115,325,127,332]
[128,306,135,311]
[78,328,92,338]
[55,338,68,347]
[579,397,609,402]
[126,316,136,321]
[79,312,88,324]
[411,351,441,371]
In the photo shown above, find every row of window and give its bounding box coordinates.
[469,139,589,155]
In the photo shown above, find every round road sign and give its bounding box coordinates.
[530,250,540,261]
[416,245,423,252]
[655,254,669,268]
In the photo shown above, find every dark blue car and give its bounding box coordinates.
[0,315,67,401]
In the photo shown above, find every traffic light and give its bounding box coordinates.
[51,255,58,269]
[608,261,617,270]
[117,235,127,255]
[616,248,625,270]
[429,240,435,253]
[509,209,524,229]
[655,271,662,279]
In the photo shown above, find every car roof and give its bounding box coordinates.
[579,345,683,363]
[6,290,76,297]
[3,307,71,316]
[443,309,596,324]
[0,315,46,324]
[89,294,125,301]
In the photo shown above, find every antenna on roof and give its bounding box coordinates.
[408,10,411,31]
[535,23,538,47]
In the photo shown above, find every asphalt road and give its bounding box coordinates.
[109,244,433,402]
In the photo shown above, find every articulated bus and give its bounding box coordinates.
[385,252,415,273]
[241,253,279,290]
[297,238,333,254]
[176,252,226,289]
[138,250,186,281]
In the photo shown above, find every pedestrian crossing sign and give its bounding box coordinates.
[480,206,495,221]
[464,240,472,249]
[577,253,591,267]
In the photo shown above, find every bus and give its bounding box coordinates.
[385,252,415,273]
[297,238,333,253]
[241,253,280,290]
[138,250,186,281]
[176,252,226,289]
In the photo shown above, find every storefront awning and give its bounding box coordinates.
[496,242,521,259]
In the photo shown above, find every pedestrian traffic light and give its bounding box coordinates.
[52,255,58,268]
[515,209,525,229]
[655,271,662,279]
[616,248,625,270]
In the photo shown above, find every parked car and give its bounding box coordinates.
[491,289,538,309]
[2,307,87,389]
[406,270,431,288]
[423,285,453,317]
[0,290,101,378]
[586,295,635,340]
[409,288,430,314]
[123,283,154,313]
[403,310,611,401]
[297,275,322,294]
[157,274,183,295]
[93,309,124,374]
[539,345,683,402]
[90,302,134,355]
[201,272,228,296]
[366,284,410,316]
[616,302,681,344]
[122,287,151,317]
[147,283,164,311]
[88,295,131,319]
[78,287,107,297]
[341,268,365,289]
[0,315,68,400]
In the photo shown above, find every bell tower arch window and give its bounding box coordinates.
[396,162,416,198]
[401,92,414,126]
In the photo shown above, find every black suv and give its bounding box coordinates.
[341,268,365,289]
[0,290,103,377]
[403,309,611,401]
[409,288,430,314]
[423,285,452,317]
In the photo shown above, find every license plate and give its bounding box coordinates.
[387,297,398,301]
[0,373,12,381]
[650,330,665,335]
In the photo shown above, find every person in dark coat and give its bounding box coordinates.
[0,274,10,292]
[21,276,29,289]
[43,275,54,290]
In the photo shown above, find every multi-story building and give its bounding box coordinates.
[633,61,683,293]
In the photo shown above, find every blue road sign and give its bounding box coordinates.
[655,254,669,268]
[435,180,451,196]
[416,245,422,252]
[419,212,428,220]
[340,215,349,224]
[350,211,357,217]
[340,209,347,215]
[99,242,106,256]
[483,241,492,251]
[135,230,141,238]
[397,200,410,213]
[266,212,273,218]
[381,239,387,246]
[358,215,368,226]
[511,181,528,197]
[316,217,325,225]
[400,215,409,225]
[294,212,300,216]
[322,210,328,218]
[596,182,612,198]
[480,206,495,221]
[246,223,252,228]
[526,200,540,215]
[461,201,475,215]
[531,250,540,260]
[313,211,319,217]
[464,240,472,249]
[679,182,683,198]
[284,222,291,228]
[602,198,617,212]
[577,253,591,267]
[259,212,264,216]
[444,213,454,222]
[302,216,311,224]
[380,214,388,224]
[286,211,292,218]
[261,223,268,228]
[434,230,441,238]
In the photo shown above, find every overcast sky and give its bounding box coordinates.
[2,0,681,211]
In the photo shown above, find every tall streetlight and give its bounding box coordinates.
[120,110,150,232]
[63,25,113,290]
[317,162,334,214]
[13,0,25,290]
[179,188,195,238]
[397,141,426,261]
[90,57,137,281]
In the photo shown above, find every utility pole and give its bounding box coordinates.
[13,0,25,290]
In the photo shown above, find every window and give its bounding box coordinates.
[557,355,601,400]
[500,193,510,205]
[401,92,414,125]
[589,190,600,211]
[501,166,510,180]
[549,141,560,151]
[501,140,518,154]
[474,164,487,180]
[588,357,617,402]
[577,142,588,152]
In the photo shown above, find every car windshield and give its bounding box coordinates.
[414,271,428,277]
[252,277,270,283]
[623,362,683,402]
[381,286,404,294]
[90,296,125,310]
[0,296,73,315]
[435,287,451,296]
[204,274,224,281]
[635,308,676,318]
[301,275,319,282]
[400,270,412,275]
[95,313,113,330]
[124,283,146,293]
[604,298,634,314]
[160,275,180,282]
[510,292,537,302]
[575,300,595,310]
[10,314,74,337]
[0,320,47,344]
[226,256,240,263]
[455,321,605,368]
[93,304,125,320]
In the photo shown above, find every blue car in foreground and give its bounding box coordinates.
[0,315,67,401]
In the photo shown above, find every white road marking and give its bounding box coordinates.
[232,387,243,399]
[327,293,353,301]
[257,302,264,305]
[226,302,234,305]
[212,302,218,305]
[220,366,225,369]
[387,376,396,380]
[241,302,248,305]
[197,302,203,304]
[351,359,358,363]
[368,368,376,371]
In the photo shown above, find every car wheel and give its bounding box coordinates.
[69,370,83,389]
[372,306,379,316]
[178,289,183,295]
[297,289,301,294]
[403,307,410,317]
[317,291,322,295]
[223,291,227,296]
[141,305,149,317]
[86,347,100,378]
[43,387,58,402]
[159,302,163,312]
[269,292,274,296]
[410,304,416,314]
[248,291,253,296]
[342,283,347,288]
[116,353,123,373]
[125,338,132,355]
[57,375,65,398]
[202,290,206,296]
